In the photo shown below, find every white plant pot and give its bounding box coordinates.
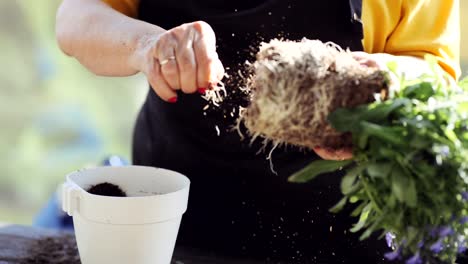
[61,166,190,264]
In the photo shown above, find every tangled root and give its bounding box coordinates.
[242,39,387,149]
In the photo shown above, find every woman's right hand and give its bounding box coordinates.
[134,21,225,103]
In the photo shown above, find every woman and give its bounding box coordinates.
[55,0,460,262]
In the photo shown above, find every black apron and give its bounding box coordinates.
[133,1,388,263]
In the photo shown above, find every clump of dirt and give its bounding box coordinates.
[24,234,81,264]
[241,39,387,149]
[87,182,126,197]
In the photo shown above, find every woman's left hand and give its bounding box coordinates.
[352,52,394,70]
[312,146,353,160]
[313,52,435,161]
[312,52,392,161]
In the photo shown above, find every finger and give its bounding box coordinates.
[155,35,181,90]
[192,21,222,89]
[212,57,225,84]
[176,28,198,94]
[360,59,380,68]
[351,51,369,60]
[312,147,334,160]
[312,147,353,160]
[193,35,213,89]
[352,52,380,68]
[334,148,354,160]
[147,59,178,102]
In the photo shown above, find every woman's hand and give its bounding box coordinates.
[352,52,435,87]
[135,21,225,103]
[352,52,394,70]
[311,52,391,161]
[312,146,353,160]
[313,52,433,161]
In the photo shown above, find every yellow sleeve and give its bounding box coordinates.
[362,0,461,79]
[101,0,140,17]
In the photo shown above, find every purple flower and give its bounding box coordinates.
[430,239,444,254]
[457,236,467,253]
[458,244,467,254]
[417,240,424,249]
[384,249,401,261]
[439,146,450,157]
[460,216,468,224]
[401,239,407,246]
[406,253,422,264]
[462,191,468,201]
[429,227,440,238]
[439,226,454,237]
[386,232,396,248]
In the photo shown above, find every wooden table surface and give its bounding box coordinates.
[0,225,261,264]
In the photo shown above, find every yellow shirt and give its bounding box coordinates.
[103,0,461,79]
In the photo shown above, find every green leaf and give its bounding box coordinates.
[366,162,393,179]
[461,131,468,144]
[329,197,348,213]
[359,228,374,241]
[445,128,460,146]
[359,217,383,241]
[386,195,397,209]
[288,160,353,183]
[350,203,372,233]
[360,122,406,147]
[357,133,369,149]
[328,99,408,133]
[351,202,366,217]
[386,61,398,75]
[459,77,468,91]
[411,161,437,179]
[328,106,368,132]
[402,82,435,101]
[341,166,364,195]
[391,165,417,207]
[458,102,468,114]
[409,135,432,149]
[360,99,408,122]
[390,169,405,203]
[350,196,360,204]
[406,227,420,245]
[378,147,402,160]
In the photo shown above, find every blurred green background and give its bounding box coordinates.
[0,0,147,224]
[0,1,467,224]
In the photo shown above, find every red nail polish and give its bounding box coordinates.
[168,97,178,103]
[198,88,207,94]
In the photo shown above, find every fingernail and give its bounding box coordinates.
[198,88,207,94]
[168,97,178,103]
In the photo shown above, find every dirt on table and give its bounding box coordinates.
[0,225,264,264]
[22,234,81,264]
[87,182,127,197]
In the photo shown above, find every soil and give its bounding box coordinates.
[242,39,387,150]
[87,182,126,197]
[23,234,81,264]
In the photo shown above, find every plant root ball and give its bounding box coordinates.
[242,39,387,150]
